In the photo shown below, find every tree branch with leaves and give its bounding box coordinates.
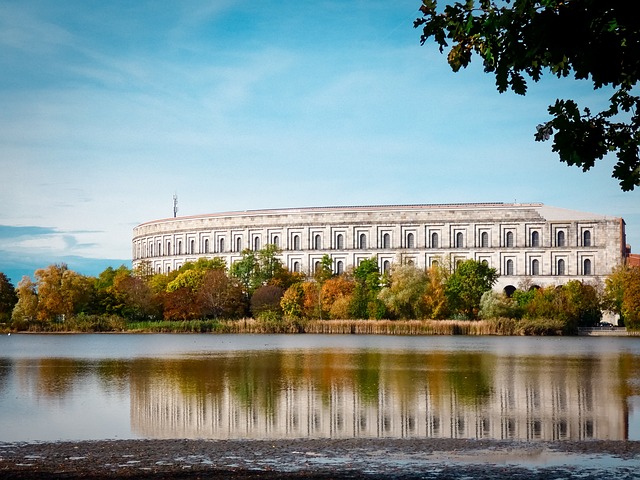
[415,0,640,190]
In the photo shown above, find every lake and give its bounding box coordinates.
[1,334,640,443]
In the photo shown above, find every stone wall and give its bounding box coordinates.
[132,203,627,292]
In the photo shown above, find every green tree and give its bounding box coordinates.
[415,0,640,190]
[229,249,260,298]
[444,260,498,318]
[478,290,518,319]
[0,272,18,324]
[562,280,602,328]
[314,254,334,284]
[11,276,38,326]
[349,258,386,319]
[257,244,286,286]
[379,264,429,319]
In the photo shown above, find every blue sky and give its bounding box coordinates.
[1,0,638,285]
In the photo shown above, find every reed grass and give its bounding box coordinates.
[2,315,576,335]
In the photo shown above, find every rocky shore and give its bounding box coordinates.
[2,438,640,479]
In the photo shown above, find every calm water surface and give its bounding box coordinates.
[1,334,640,442]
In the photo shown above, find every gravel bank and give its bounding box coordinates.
[2,438,640,479]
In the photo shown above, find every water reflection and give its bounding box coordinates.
[1,336,638,442]
[128,351,626,441]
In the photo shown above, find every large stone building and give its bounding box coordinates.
[132,203,627,292]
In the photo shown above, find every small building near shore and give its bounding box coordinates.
[132,203,628,294]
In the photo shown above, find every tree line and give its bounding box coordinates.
[0,244,639,333]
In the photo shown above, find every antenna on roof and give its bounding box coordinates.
[173,193,178,218]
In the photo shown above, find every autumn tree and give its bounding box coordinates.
[621,267,640,328]
[321,276,355,319]
[250,285,285,319]
[444,260,498,318]
[423,264,449,319]
[0,272,18,324]
[162,287,200,321]
[34,264,93,321]
[109,272,160,321]
[415,0,640,190]
[302,281,322,319]
[604,265,640,328]
[93,265,130,315]
[197,269,246,319]
[281,282,305,319]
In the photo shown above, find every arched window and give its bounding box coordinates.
[236,237,242,252]
[204,239,209,254]
[293,235,301,251]
[150,244,153,257]
[254,237,260,251]
[557,230,565,247]
[219,238,225,253]
[456,232,464,248]
[506,231,514,248]
[314,234,322,250]
[506,259,514,276]
[481,232,489,248]
[583,258,592,275]
[177,241,182,255]
[359,233,367,249]
[583,230,591,247]
[314,261,320,273]
[383,260,391,273]
[531,231,540,247]
[383,233,391,249]
[293,261,300,273]
[431,232,439,248]
[336,261,344,275]
[158,242,162,256]
[531,259,540,275]
[190,239,195,254]
[273,236,279,248]
[406,233,415,249]
[557,258,565,275]
[336,234,344,250]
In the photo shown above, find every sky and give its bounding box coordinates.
[1,0,638,285]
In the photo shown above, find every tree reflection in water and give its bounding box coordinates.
[1,335,639,442]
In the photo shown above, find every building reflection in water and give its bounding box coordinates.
[130,351,626,441]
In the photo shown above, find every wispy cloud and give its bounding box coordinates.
[0,225,58,239]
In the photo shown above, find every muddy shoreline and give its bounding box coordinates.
[2,438,640,479]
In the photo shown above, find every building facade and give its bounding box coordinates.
[132,203,627,292]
